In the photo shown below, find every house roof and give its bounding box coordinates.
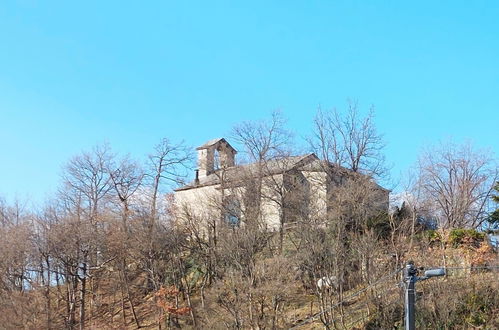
[174,152,389,193]
[174,153,320,191]
[196,138,236,151]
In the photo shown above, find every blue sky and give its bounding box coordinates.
[1,1,498,205]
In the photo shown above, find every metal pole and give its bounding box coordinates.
[404,262,416,330]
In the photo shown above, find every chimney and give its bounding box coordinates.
[195,169,200,185]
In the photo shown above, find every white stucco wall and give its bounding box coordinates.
[174,184,220,220]
[301,170,328,220]
[174,168,388,231]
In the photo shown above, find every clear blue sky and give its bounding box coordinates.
[1,1,498,206]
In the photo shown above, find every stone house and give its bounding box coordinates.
[174,138,389,229]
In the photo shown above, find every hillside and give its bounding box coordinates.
[2,229,497,329]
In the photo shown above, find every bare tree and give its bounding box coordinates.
[416,141,498,229]
[108,155,144,231]
[107,155,144,328]
[62,144,114,223]
[231,111,295,252]
[232,111,292,163]
[59,144,115,329]
[141,138,191,301]
[309,101,387,179]
[146,138,192,222]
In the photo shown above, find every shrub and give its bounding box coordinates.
[425,229,442,244]
[448,229,485,247]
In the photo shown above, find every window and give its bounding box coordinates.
[224,196,240,226]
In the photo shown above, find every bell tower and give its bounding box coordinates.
[196,138,237,178]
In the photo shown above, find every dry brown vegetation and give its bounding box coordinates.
[1,108,498,329]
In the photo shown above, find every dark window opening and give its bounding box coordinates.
[224,197,240,226]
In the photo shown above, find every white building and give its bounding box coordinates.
[174,138,388,229]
